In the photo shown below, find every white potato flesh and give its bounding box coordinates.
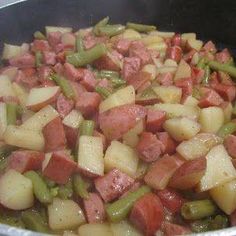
[157,66,177,75]
[153,86,182,104]
[141,64,157,80]
[111,220,142,236]
[164,59,178,67]
[45,26,72,36]
[147,42,167,52]
[63,231,78,236]
[62,110,84,129]
[210,179,236,214]
[26,86,60,111]
[78,223,113,236]
[12,82,28,108]
[0,169,34,210]
[198,145,236,192]
[21,105,59,131]
[1,67,18,81]
[191,52,200,65]
[199,106,224,133]
[149,31,175,38]
[78,136,104,176]
[176,133,223,160]
[0,76,16,97]
[48,198,85,230]
[153,103,200,119]
[4,125,45,151]
[187,39,203,51]
[99,85,135,113]
[181,33,196,41]
[21,110,35,123]
[183,96,199,107]
[104,140,139,177]
[140,35,163,46]
[123,120,144,148]
[123,29,141,40]
[2,43,22,60]
[0,103,7,140]
[174,59,191,81]
[164,117,201,141]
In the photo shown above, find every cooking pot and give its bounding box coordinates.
[0,0,236,235]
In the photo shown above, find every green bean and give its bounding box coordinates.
[80,120,95,136]
[6,103,17,125]
[181,199,216,220]
[21,210,50,233]
[197,57,206,69]
[126,22,156,32]
[209,215,229,230]
[93,16,110,35]
[110,77,126,88]
[0,158,8,172]
[95,86,112,99]
[76,36,84,52]
[50,187,59,197]
[208,60,236,78]
[43,176,56,188]
[66,43,107,67]
[33,31,46,40]
[202,65,210,84]
[51,74,75,99]
[106,185,151,222]
[58,179,73,199]
[99,70,119,79]
[191,218,211,233]
[24,171,52,204]
[35,51,43,67]
[217,122,236,138]
[97,24,125,37]
[0,215,25,228]
[0,145,15,159]
[73,174,90,199]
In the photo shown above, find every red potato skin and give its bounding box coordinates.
[56,93,74,118]
[136,132,164,162]
[224,135,236,158]
[156,132,178,155]
[42,151,77,184]
[169,157,206,190]
[146,109,166,133]
[93,54,120,72]
[99,104,147,140]
[42,117,66,152]
[157,188,185,214]
[83,193,106,223]
[8,150,45,173]
[94,168,134,203]
[175,77,193,100]
[127,71,152,91]
[129,193,164,236]
[122,57,141,81]
[166,46,182,63]
[163,222,191,236]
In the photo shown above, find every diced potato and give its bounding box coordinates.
[153,86,182,104]
[149,31,175,38]
[157,66,177,74]
[0,103,7,140]
[141,64,157,80]
[0,76,16,97]
[181,33,196,41]
[187,39,203,51]
[199,106,224,133]
[176,133,223,160]
[78,223,113,236]
[21,110,35,123]
[140,35,163,46]
[147,42,167,52]
[12,82,28,108]
[153,103,200,119]
[134,160,148,179]
[123,120,144,148]
[4,125,45,151]
[63,231,78,236]
[2,43,22,60]
[164,59,178,67]
[78,136,104,176]
[174,59,191,81]
[21,105,59,131]
[48,198,85,230]
[0,169,34,210]
[223,102,233,123]
[123,29,141,40]
[210,179,236,214]
[104,141,139,177]
[191,52,200,65]
[0,67,18,81]
[45,26,72,36]
[164,117,201,141]
[198,145,236,192]
[63,110,84,129]
[183,96,199,107]
[111,220,142,236]
[99,85,135,113]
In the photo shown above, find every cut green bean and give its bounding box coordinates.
[208,60,236,78]
[33,31,46,40]
[181,199,216,220]
[126,22,156,32]
[24,171,52,204]
[21,210,50,233]
[0,215,25,228]
[43,176,56,188]
[97,24,125,37]
[217,122,236,138]
[202,65,210,84]
[35,51,43,67]
[106,185,151,222]
[73,174,90,199]
[58,179,73,199]
[76,36,84,52]
[66,43,107,67]
[6,103,17,125]
[95,86,112,99]
[51,74,75,99]
[197,57,206,69]
[191,218,211,233]
[111,78,126,88]
[0,158,8,172]
[209,215,229,230]
[99,70,119,79]
[93,16,110,35]
[80,120,95,136]
[0,145,15,159]
[50,187,59,197]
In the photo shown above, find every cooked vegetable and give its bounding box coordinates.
[93,16,110,35]
[97,24,125,37]
[217,122,236,138]
[6,103,17,125]
[33,31,46,40]
[208,60,236,78]
[80,120,95,136]
[95,86,112,99]
[126,22,156,32]
[73,174,89,199]
[35,51,42,67]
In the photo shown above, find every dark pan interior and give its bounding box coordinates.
[0,0,236,55]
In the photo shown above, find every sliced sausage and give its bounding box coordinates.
[56,93,74,118]
[156,72,173,86]
[146,109,166,133]
[211,83,236,102]
[215,48,231,64]
[122,57,141,81]
[224,135,236,158]
[115,38,131,56]
[42,51,56,65]
[163,222,191,236]
[166,46,182,62]
[127,71,152,91]
[31,39,51,52]
[156,132,178,155]
[9,53,35,68]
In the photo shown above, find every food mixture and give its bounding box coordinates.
[0,17,236,236]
